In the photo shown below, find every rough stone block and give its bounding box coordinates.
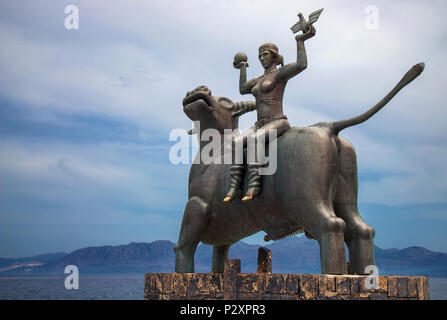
[196,275,211,294]
[318,275,327,295]
[237,274,264,293]
[299,274,318,299]
[318,275,339,298]
[326,275,336,291]
[350,276,359,298]
[416,277,429,300]
[377,276,388,292]
[397,277,408,298]
[160,274,173,293]
[388,277,398,297]
[198,273,223,294]
[148,273,173,294]
[187,274,201,297]
[408,277,417,298]
[424,277,430,299]
[257,247,272,273]
[335,276,351,295]
[172,273,189,296]
[224,259,241,300]
[265,274,287,294]
[286,274,299,294]
[145,274,156,293]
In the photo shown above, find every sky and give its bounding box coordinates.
[0,0,446,257]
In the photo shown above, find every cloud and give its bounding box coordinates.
[0,138,189,214]
[0,135,190,255]
[0,0,446,255]
[342,131,447,205]
[2,0,445,132]
[0,141,132,184]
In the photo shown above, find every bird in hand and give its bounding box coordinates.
[291,8,324,34]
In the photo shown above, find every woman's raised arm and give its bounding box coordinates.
[234,61,256,95]
[278,26,316,81]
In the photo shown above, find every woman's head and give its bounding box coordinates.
[258,43,284,69]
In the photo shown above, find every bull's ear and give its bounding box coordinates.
[217,97,234,110]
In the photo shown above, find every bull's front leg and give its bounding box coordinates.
[174,196,209,273]
[212,244,231,273]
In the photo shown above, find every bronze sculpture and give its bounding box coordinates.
[174,10,425,275]
[224,10,321,203]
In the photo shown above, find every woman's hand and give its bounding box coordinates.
[233,61,249,69]
[295,25,316,41]
[233,52,249,69]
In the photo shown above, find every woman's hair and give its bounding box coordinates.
[259,43,284,67]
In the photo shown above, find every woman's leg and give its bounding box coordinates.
[223,126,256,203]
[242,119,290,201]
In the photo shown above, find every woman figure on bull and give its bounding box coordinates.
[223,24,316,204]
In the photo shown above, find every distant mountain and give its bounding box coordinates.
[374,245,447,276]
[1,237,446,276]
[0,252,68,274]
[50,240,175,274]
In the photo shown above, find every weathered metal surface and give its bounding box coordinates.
[173,9,425,276]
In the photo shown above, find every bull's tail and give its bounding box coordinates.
[327,62,425,135]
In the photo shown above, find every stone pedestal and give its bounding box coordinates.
[145,248,429,300]
[145,272,429,300]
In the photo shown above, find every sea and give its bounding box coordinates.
[0,275,446,300]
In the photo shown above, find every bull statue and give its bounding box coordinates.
[174,62,424,275]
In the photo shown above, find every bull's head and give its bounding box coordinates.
[182,85,238,135]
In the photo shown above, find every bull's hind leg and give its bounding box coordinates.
[334,138,375,274]
[211,244,230,273]
[174,196,209,273]
[315,205,348,275]
[296,200,348,275]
